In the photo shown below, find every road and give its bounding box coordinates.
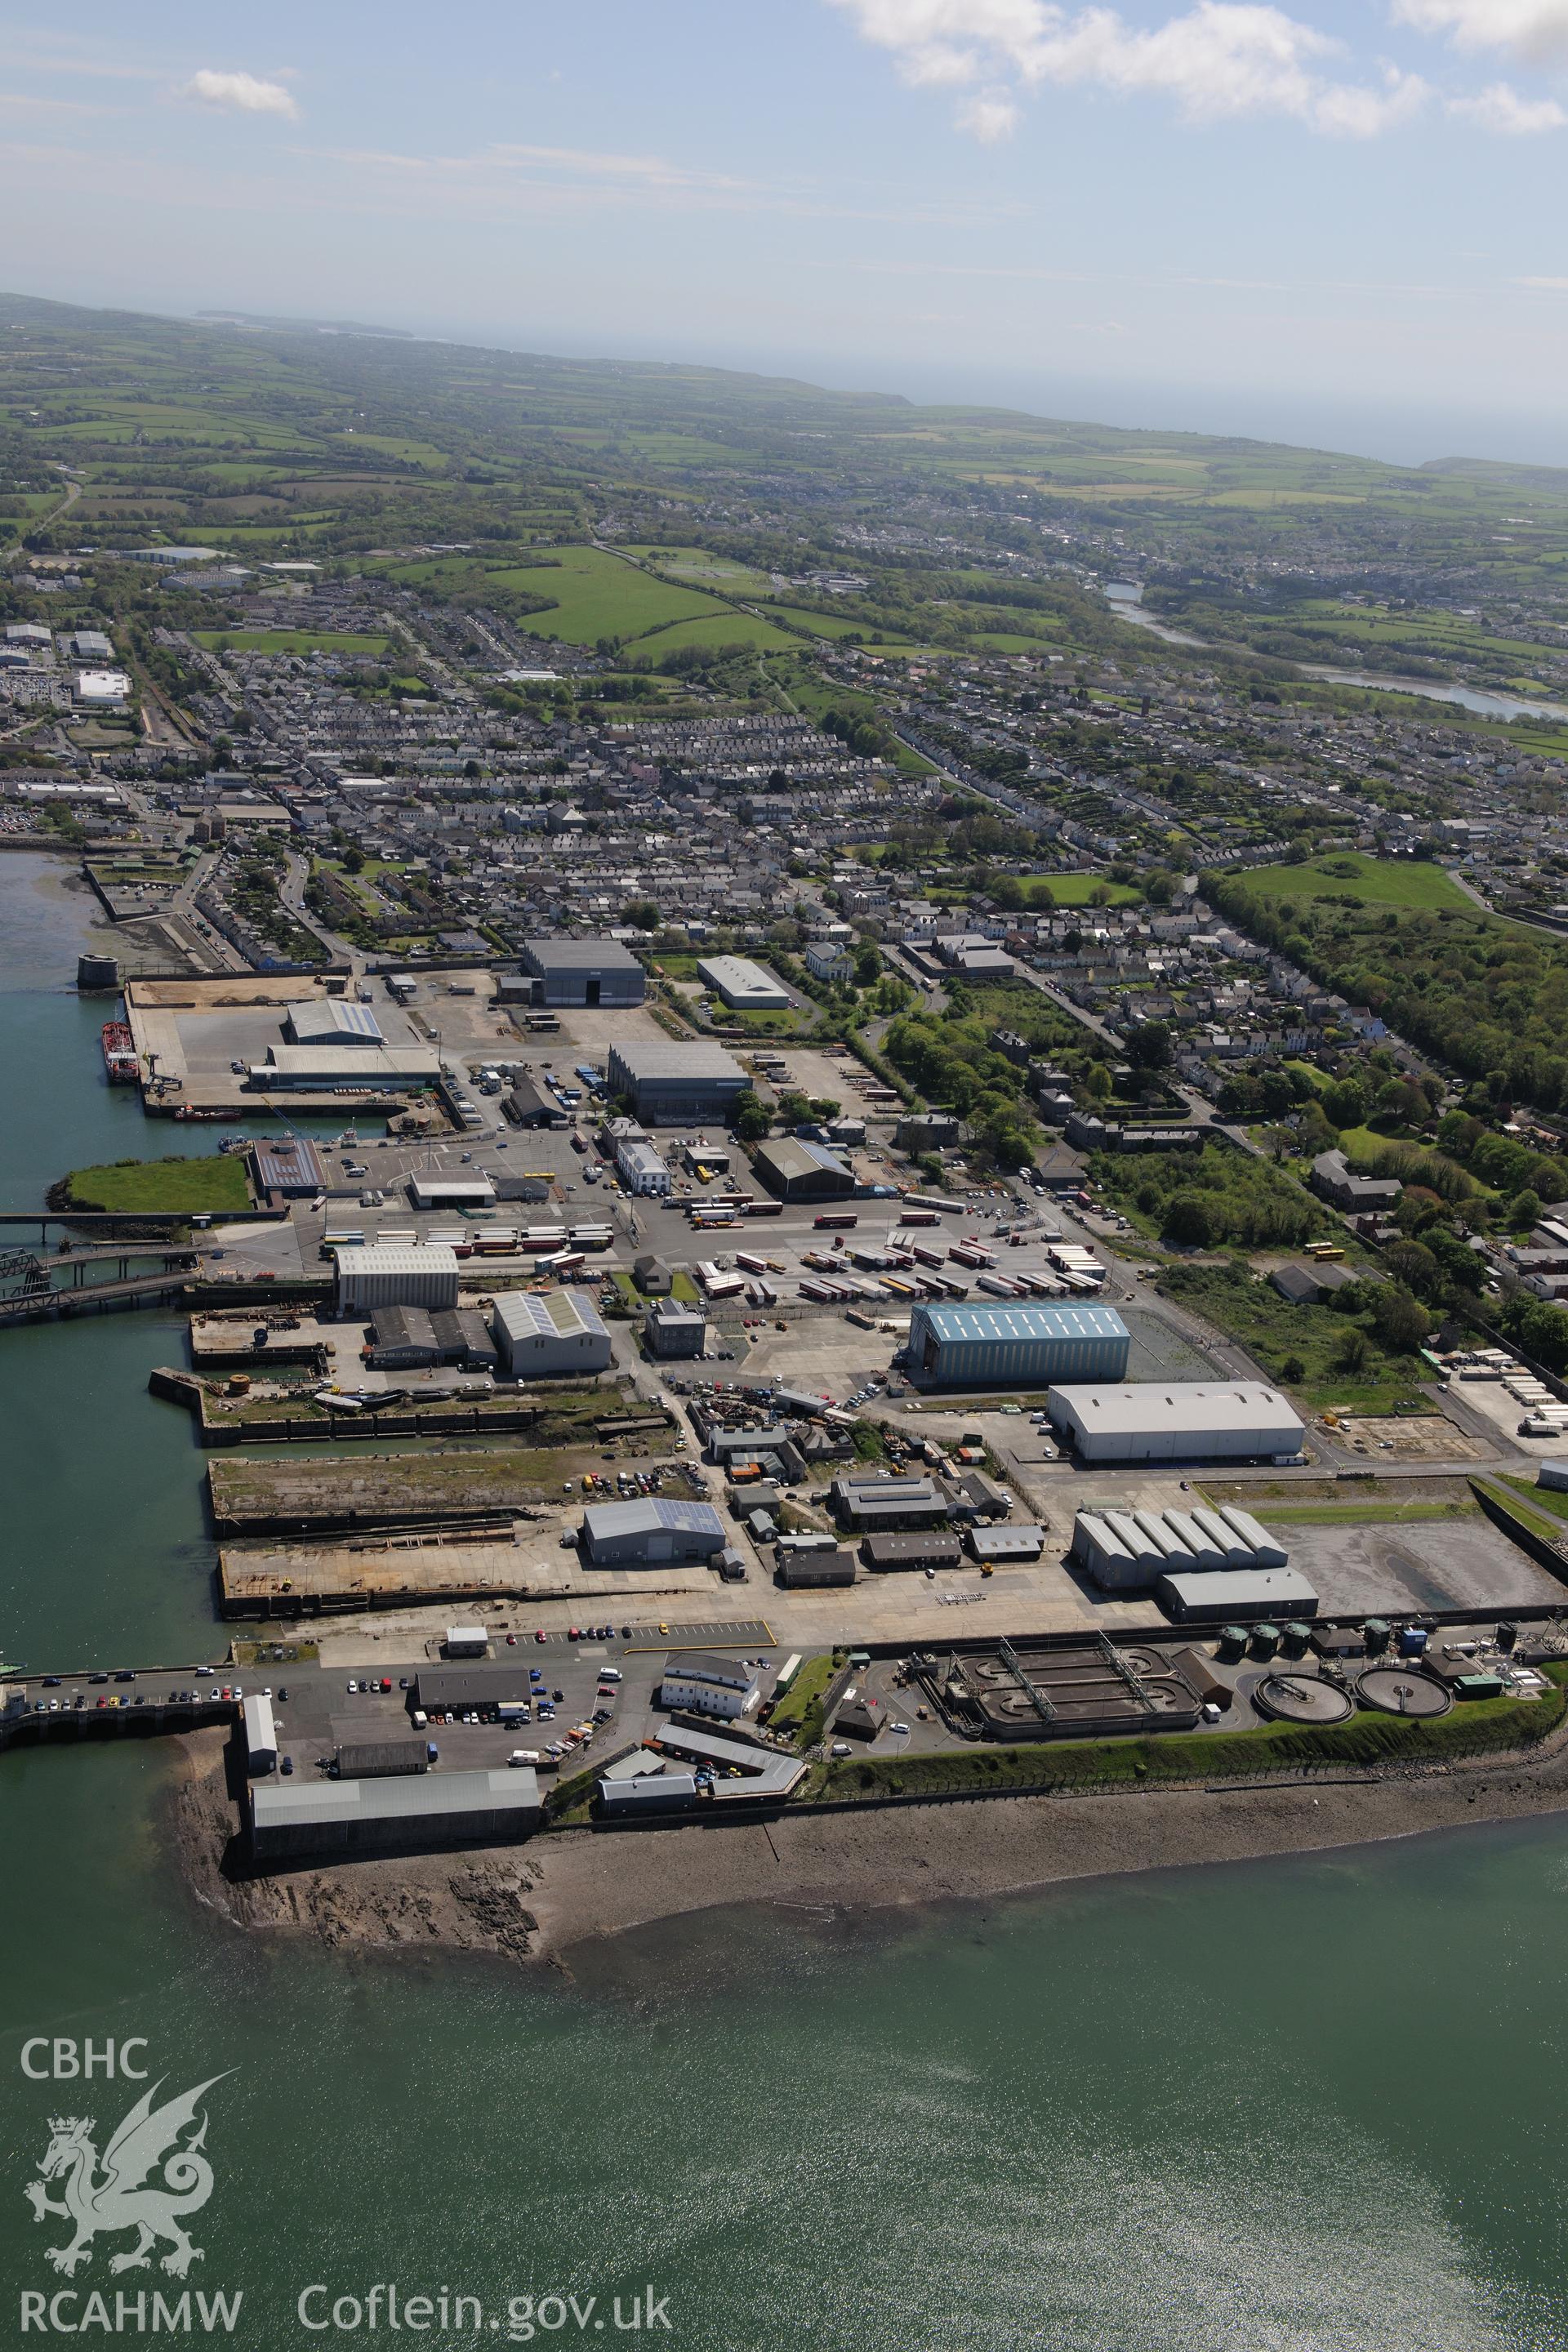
[278,845,359,969]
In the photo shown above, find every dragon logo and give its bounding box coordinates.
[24,2076,229,2278]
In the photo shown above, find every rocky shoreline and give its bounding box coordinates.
[169,1711,1568,1975]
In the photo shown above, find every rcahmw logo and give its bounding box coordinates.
[19,2040,241,2334]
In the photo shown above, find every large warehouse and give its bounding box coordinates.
[336,1245,460,1316]
[249,1766,541,1861]
[284,998,385,1047]
[1047,1383,1307,1464]
[491,1287,612,1376]
[518,937,645,1008]
[754,1136,855,1200]
[697,954,789,1012]
[580,1498,725,1566]
[831,1473,948,1530]
[908,1302,1130,1390]
[1157,1566,1320,1624]
[247,1045,440,1093]
[606,1039,749,1125]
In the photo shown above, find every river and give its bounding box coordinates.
[3,854,1568,2350]
[1103,584,1568,724]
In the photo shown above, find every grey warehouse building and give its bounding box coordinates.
[755,1137,855,1201]
[908,1302,1130,1390]
[248,1766,541,1860]
[1048,1383,1307,1464]
[518,937,646,1007]
[606,1040,749,1126]
[580,1497,726,1566]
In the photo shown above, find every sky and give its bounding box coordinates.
[10,1,1568,465]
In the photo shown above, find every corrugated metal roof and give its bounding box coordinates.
[608,1040,746,1081]
[1049,1383,1303,1436]
[917,1303,1129,1345]
[523,937,643,972]
[287,998,385,1043]
[492,1288,608,1341]
[581,1498,724,1540]
[251,1765,538,1829]
[336,1245,459,1275]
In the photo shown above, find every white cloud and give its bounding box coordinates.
[1449,79,1566,131]
[826,0,1431,137]
[955,88,1022,136]
[1392,0,1568,65]
[178,69,298,118]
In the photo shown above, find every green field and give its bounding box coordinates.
[62,1157,252,1214]
[1232,852,1471,911]
[194,630,390,657]
[626,546,778,594]
[1029,873,1144,907]
[477,547,726,644]
[635,612,801,657]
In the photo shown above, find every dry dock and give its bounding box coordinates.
[218,1533,719,1618]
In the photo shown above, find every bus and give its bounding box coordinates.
[1304,1241,1346,1260]
[813,1212,858,1230]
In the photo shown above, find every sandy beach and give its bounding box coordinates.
[170,1714,1568,1973]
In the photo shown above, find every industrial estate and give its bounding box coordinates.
[8,290,1568,1904]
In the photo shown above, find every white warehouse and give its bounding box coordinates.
[1047,1383,1306,1464]
[336,1245,460,1316]
[697,954,789,1012]
[491,1287,612,1377]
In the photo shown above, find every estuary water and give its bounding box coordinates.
[3,854,1568,2351]
[1102,584,1568,724]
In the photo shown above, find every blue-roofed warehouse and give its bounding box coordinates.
[908,1302,1130,1390]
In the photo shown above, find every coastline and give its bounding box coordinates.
[172,1714,1568,1973]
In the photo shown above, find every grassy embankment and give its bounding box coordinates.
[768,1655,838,1749]
[62,1158,252,1214]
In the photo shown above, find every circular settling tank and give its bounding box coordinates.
[1355,1666,1453,1718]
[1254,1673,1354,1726]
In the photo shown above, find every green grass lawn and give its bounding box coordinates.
[1258,1500,1474,1526]
[490,546,727,644]
[1232,852,1471,912]
[770,1654,836,1747]
[1029,873,1144,907]
[626,546,778,594]
[635,611,801,657]
[193,630,390,657]
[64,1157,252,1214]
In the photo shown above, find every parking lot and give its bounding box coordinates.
[238,1619,781,1784]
